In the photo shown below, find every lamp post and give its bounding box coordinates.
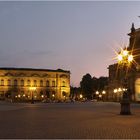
[29,87,36,104]
[116,49,133,115]
[102,90,106,101]
[79,94,83,100]
[95,91,99,101]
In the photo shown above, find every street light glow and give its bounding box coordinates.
[80,94,83,98]
[99,94,102,98]
[122,50,128,56]
[118,88,122,92]
[96,91,99,95]
[113,89,117,93]
[128,55,133,62]
[102,90,106,94]
[116,49,134,65]
[117,54,123,62]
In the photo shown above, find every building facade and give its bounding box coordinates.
[0,68,70,101]
[108,23,140,102]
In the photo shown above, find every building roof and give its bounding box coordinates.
[128,28,140,36]
[0,67,70,73]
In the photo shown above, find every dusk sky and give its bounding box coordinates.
[0,1,140,86]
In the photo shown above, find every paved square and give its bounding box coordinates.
[0,101,140,139]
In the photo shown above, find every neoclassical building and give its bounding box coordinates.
[108,23,140,102]
[0,68,70,101]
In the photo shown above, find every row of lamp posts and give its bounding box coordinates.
[95,90,106,101]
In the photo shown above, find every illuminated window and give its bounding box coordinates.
[46,80,50,87]
[40,80,43,87]
[62,81,66,87]
[14,79,18,86]
[7,79,11,86]
[52,81,55,87]
[21,80,24,86]
[1,79,4,86]
[34,80,37,87]
[27,80,30,86]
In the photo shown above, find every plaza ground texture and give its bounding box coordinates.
[0,101,140,139]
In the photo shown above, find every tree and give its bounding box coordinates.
[80,73,93,99]
[70,86,81,100]
[92,76,98,98]
[97,77,108,90]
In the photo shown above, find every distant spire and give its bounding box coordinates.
[131,23,135,33]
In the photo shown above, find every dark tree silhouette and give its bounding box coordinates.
[79,74,108,100]
[97,77,108,90]
[80,73,93,99]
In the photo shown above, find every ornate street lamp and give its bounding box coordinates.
[116,49,134,115]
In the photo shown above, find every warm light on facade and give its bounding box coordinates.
[52,94,55,97]
[0,68,70,101]
[29,87,36,91]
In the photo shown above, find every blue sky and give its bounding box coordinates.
[0,1,140,86]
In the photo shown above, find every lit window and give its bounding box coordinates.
[21,80,24,86]
[62,81,66,87]
[46,80,50,87]
[52,81,55,87]
[1,79,4,86]
[34,80,37,87]
[40,80,43,87]
[27,80,30,86]
[7,79,11,86]
[14,79,18,86]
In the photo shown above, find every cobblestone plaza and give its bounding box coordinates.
[1,102,140,139]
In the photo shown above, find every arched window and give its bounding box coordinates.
[27,80,30,86]
[34,80,37,87]
[40,80,43,87]
[14,79,18,86]
[1,79,4,86]
[21,80,24,86]
[52,81,55,87]
[7,79,11,86]
[62,81,66,87]
[46,80,50,87]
